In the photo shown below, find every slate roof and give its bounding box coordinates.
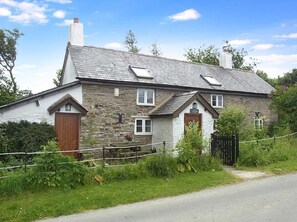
[68,45,275,95]
[149,91,219,118]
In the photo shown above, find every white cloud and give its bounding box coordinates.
[104,42,123,50]
[56,19,73,26]
[53,10,66,19]
[168,9,201,22]
[229,39,252,46]
[255,54,297,78]
[254,54,297,64]
[0,0,48,24]
[0,7,11,16]
[252,44,274,50]
[273,33,297,39]
[45,0,72,4]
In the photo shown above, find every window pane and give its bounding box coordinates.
[138,90,145,103]
[145,120,151,132]
[136,120,143,132]
[212,95,217,106]
[218,96,223,107]
[146,90,154,104]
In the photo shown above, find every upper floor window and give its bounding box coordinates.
[134,118,152,135]
[137,89,155,106]
[211,95,223,108]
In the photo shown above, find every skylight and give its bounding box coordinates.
[130,66,153,79]
[201,75,221,86]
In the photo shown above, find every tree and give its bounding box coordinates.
[0,28,23,93]
[184,45,219,65]
[256,70,277,87]
[271,84,297,132]
[53,69,62,87]
[277,68,297,87]
[0,75,16,106]
[124,30,141,53]
[150,42,162,57]
[184,43,258,71]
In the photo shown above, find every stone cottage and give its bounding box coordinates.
[0,18,276,153]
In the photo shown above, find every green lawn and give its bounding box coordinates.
[0,171,238,222]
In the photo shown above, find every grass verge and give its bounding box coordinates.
[0,171,238,222]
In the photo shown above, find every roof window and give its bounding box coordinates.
[130,66,153,79]
[201,75,221,86]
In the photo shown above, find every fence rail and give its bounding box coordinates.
[0,141,166,176]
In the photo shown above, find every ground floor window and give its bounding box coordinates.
[254,118,264,130]
[134,118,152,135]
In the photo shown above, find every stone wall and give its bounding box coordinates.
[200,92,278,125]
[80,83,179,148]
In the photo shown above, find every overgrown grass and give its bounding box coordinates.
[0,171,238,222]
[238,136,297,167]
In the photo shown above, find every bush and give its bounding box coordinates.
[0,121,55,162]
[144,154,177,177]
[27,140,88,190]
[0,173,28,197]
[176,122,205,163]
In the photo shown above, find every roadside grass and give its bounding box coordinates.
[237,159,297,175]
[0,171,238,222]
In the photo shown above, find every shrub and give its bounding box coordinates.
[0,121,55,162]
[144,154,177,177]
[27,140,88,190]
[176,122,204,163]
[215,106,258,141]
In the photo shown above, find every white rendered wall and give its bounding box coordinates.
[172,100,214,148]
[152,117,173,149]
[0,85,82,125]
[62,55,77,85]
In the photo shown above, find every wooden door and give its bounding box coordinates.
[55,113,80,156]
[184,113,202,132]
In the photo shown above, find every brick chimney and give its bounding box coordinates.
[219,45,232,69]
[68,18,84,46]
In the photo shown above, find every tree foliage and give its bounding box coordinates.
[277,68,297,87]
[216,106,248,136]
[271,84,297,132]
[124,30,141,53]
[184,43,257,71]
[53,69,62,87]
[150,42,162,57]
[0,28,23,93]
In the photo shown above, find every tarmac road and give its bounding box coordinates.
[38,173,297,222]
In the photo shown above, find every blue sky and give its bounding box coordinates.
[0,0,297,93]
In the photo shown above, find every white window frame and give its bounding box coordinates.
[254,118,264,130]
[211,94,223,108]
[134,118,152,135]
[137,89,155,106]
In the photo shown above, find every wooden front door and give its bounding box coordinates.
[55,112,81,156]
[184,113,202,132]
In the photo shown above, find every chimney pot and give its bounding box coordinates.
[73,18,79,23]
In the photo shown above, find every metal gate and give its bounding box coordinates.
[211,133,239,166]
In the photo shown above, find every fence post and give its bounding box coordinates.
[102,146,105,168]
[163,141,166,156]
[236,132,239,162]
[231,134,236,165]
[24,148,28,173]
[135,147,138,163]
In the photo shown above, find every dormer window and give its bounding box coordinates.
[201,75,221,86]
[130,66,153,79]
